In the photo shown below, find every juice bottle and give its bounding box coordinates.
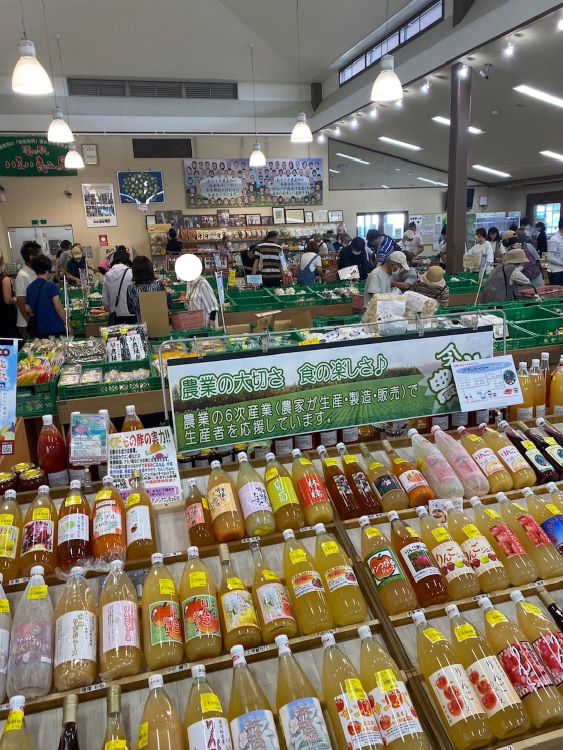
[457,427,513,493]
[0,696,32,750]
[445,604,529,740]
[0,575,10,703]
[530,359,547,418]
[264,452,304,531]
[523,486,563,554]
[236,452,275,537]
[20,484,57,576]
[541,352,552,406]
[99,559,141,680]
[122,404,144,431]
[228,644,281,749]
[496,492,563,578]
[510,591,563,693]
[478,423,536,489]
[208,460,245,542]
[478,596,563,728]
[314,523,367,626]
[359,443,408,511]
[282,528,333,634]
[388,511,447,607]
[53,566,97,691]
[57,479,91,572]
[508,362,534,421]
[141,552,183,671]
[96,407,117,481]
[125,469,157,561]
[91,475,126,564]
[469,498,537,586]
[547,481,563,512]
[550,355,563,415]
[321,632,382,750]
[138,674,186,750]
[250,538,296,643]
[102,685,130,749]
[407,428,465,497]
[430,427,489,498]
[37,414,69,488]
[358,516,418,614]
[382,440,435,507]
[498,420,559,484]
[515,421,563,478]
[58,693,80,750]
[336,442,382,514]
[317,445,361,519]
[537,587,563,631]
[184,478,215,547]
[536,418,563,447]
[358,624,428,750]
[416,506,479,599]
[179,546,222,661]
[291,448,333,525]
[275,634,332,750]
[217,543,261,651]
[412,610,490,750]
[0,490,22,582]
[183,664,232,750]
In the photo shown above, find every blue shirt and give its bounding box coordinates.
[26,279,65,337]
[376,235,396,264]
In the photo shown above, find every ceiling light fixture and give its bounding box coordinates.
[316,131,326,143]
[64,142,84,169]
[349,116,359,129]
[514,84,563,108]
[248,45,266,166]
[290,0,312,143]
[431,116,483,134]
[417,176,447,186]
[370,106,378,119]
[458,64,470,78]
[336,152,370,165]
[329,168,340,174]
[333,125,341,136]
[47,106,73,143]
[379,136,421,151]
[370,0,403,103]
[472,164,511,178]
[540,149,563,162]
[421,78,431,94]
[12,0,53,95]
[503,39,515,57]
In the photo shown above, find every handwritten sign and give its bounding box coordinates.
[0,136,76,177]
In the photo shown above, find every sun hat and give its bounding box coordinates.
[70,246,83,259]
[388,250,410,271]
[403,230,415,240]
[422,266,445,283]
[501,230,517,241]
[504,248,527,265]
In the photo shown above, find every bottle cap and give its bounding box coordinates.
[70,566,85,577]
[443,500,454,512]
[456,426,467,434]
[536,417,546,427]
[320,632,336,648]
[430,425,441,434]
[237,452,248,463]
[148,674,164,690]
[498,420,508,429]
[316,445,326,455]
[291,448,301,458]
[411,610,426,626]
[478,423,488,431]
[265,452,275,461]
[218,543,230,563]
[125,405,135,415]
[230,645,246,665]
[477,596,493,611]
[415,506,428,517]
[210,460,221,469]
[38,485,50,494]
[547,482,559,493]
[30,565,44,576]
[387,511,399,522]
[8,695,25,712]
[335,442,346,451]
[509,590,525,604]
[69,480,82,491]
[357,625,371,640]
[445,604,460,618]
[407,428,418,438]
[4,489,16,501]
[42,414,53,426]
[151,553,164,565]
[521,487,534,497]
[313,523,326,535]
[496,492,509,503]
[102,475,113,484]
[358,515,370,528]
[275,634,291,654]
[188,478,198,488]
[519,362,527,369]
[468,496,481,507]
[99,409,109,416]
[282,529,295,541]
[109,559,124,573]
[192,664,206,679]
[532,358,540,367]
[187,546,199,558]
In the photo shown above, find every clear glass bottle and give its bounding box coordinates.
[102,685,130,749]
[478,424,536,490]
[126,469,157,561]
[20,484,58,576]
[91,475,126,565]
[138,674,186,750]
[408,428,465,498]
[218,543,261,651]
[317,445,360,520]
[0,575,11,703]
[183,664,232,749]
[208,460,245,542]
[508,363,534,422]
[336,442,382,514]
[184,478,215,547]
[430,427,489,498]
[530,359,547,418]
[141,552,183,671]
[0,695,32,750]
[58,480,92,572]
[250,539,296,643]
[359,443,408,511]
[122,404,144,432]
[179,546,222,661]
[457,427,513,494]
[236,452,275,537]
[99,559,141,680]
[264,452,304,531]
[291,448,333,525]
[0,490,22,583]
[382,440,435,507]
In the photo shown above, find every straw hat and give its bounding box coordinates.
[422,266,445,283]
[504,248,527,265]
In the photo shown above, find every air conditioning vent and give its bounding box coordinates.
[67,79,99,96]
[97,79,127,97]
[129,80,158,97]
[67,78,238,100]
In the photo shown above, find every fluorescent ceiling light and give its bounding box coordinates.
[349,117,359,129]
[472,164,511,178]
[514,84,563,109]
[417,177,448,186]
[381,184,390,188]
[329,168,340,174]
[379,136,421,151]
[540,150,563,162]
[432,116,483,134]
[336,152,370,165]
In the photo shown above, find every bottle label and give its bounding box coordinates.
[344,455,359,465]
[93,501,122,539]
[138,722,148,749]
[279,697,331,750]
[148,600,182,646]
[368,675,423,745]
[187,718,232,750]
[365,548,405,589]
[540,516,563,554]
[545,443,563,468]
[185,503,205,530]
[460,534,503,577]
[22,519,54,554]
[497,445,529,472]
[424,627,446,644]
[221,590,259,633]
[331,475,356,504]
[470,447,504,476]
[0,628,10,675]
[12,619,52,667]
[350,471,374,498]
[397,469,428,493]
[517,407,534,420]
[267,476,299,512]
[431,540,473,583]
[230,709,279,750]
[289,549,307,565]
[0,524,18,559]
[532,632,563,686]
[466,656,521,717]
[454,624,476,642]
[183,594,220,642]
[423,454,455,483]
[238,481,271,519]
[297,475,330,508]
[291,570,324,599]
[399,541,441,583]
[101,600,140,653]
[126,505,152,544]
[256,583,295,624]
[4,711,22,732]
[372,472,402,500]
[536,405,546,418]
[58,512,90,545]
[47,468,69,487]
[497,640,554,698]
[488,521,527,558]
[428,665,483,726]
[104,740,127,750]
[334,689,382,749]
[208,482,237,521]
[516,514,551,548]
[524,447,554,474]
[324,565,359,592]
[54,609,96,666]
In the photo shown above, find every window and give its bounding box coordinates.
[339,1,444,86]
[357,213,380,238]
[534,203,561,234]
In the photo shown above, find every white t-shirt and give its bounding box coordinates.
[466,240,494,266]
[547,231,563,271]
[364,266,391,306]
[15,265,37,327]
[299,252,322,272]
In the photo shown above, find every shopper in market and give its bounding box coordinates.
[364,253,398,306]
[481,238,533,302]
[518,233,544,288]
[65,244,89,286]
[252,230,283,287]
[25,254,67,337]
[240,244,257,276]
[102,247,134,324]
[371,230,397,265]
[337,236,371,280]
[54,239,72,281]
[312,232,329,256]
[547,219,563,284]
[15,240,40,340]
[185,273,219,328]
[127,256,170,322]
[411,266,450,305]
[297,239,323,284]
[165,228,183,255]
[487,227,503,262]
[535,221,548,256]
[389,250,418,292]
[0,255,18,340]
[465,227,494,272]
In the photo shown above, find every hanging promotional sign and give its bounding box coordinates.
[0,136,76,177]
[0,343,17,455]
[451,355,522,412]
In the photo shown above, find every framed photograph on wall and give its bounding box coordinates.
[313,209,328,223]
[261,215,273,226]
[81,183,118,228]
[246,214,261,226]
[328,210,344,222]
[285,208,305,224]
[273,207,285,225]
[217,210,230,227]
[305,210,313,224]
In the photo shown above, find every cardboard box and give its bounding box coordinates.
[227,323,252,334]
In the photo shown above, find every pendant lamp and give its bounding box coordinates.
[248,45,266,166]
[12,37,53,95]
[249,143,266,167]
[291,112,313,143]
[47,107,74,143]
[64,143,84,169]
[371,54,403,102]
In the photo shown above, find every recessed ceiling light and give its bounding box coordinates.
[381,184,390,188]
[329,168,340,174]
[349,117,359,129]
[540,150,563,162]
[458,64,470,78]
[333,125,341,136]
[336,152,370,165]
[379,136,421,151]
[431,116,484,134]
[370,106,378,119]
[316,132,326,143]
[417,177,448,186]
[472,164,511,178]
[503,40,515,57]
[514,84,563,108]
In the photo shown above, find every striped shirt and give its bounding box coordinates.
[256,242,282,279]
[186,277,219,320]
[376,235,396,264]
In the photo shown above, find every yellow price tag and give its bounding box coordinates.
[454,624,476,642]
[424,627,446,644]
[431,527,450,543]
[65,495,82,507]
[545,437,558,446]
[137,721,149,748]
[289,549,307,565]
[262,569,279,581]
[462,524,481,539]
[365,527,382,539]
[369,461,384,472]
[27,585,48,601]
[467,434,480,441]
[374,669,398,693]
[0,514,13,526]
[200,692,222,713]
[32,508,50,521]
[345,678,367,700]
[484,509,501,520]
[343,455,358,465]
[189,572,207,588]
[486,610,508,626]
[322,540,339,556]
[227,577,244,591]
[522,602,544,617]
[522,440,535,451]
[0,599,10,614]
[159,578,176,597]
[265,467,278,482]
[5,711,22,732]
[104,741,127,750]
[202,497,209,510]
[325,458,339,467]
[127,493,141,509]
[299,458,312,466]
[405,526,419,538]
[97,490,113,500]
[393,457,407,465]
[546,504,561,515]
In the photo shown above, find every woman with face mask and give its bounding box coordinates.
[482,233,533,302]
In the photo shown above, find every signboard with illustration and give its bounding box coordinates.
[117,171,164,204]
[169,329,493,453]
[0,344,17,455]
[0,136,76,177]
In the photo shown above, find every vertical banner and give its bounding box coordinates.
[0,343,18,455]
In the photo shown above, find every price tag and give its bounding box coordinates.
[486,610,508,626]
[200,693,222,713]
[522,602,544,617]
[159,579,176,596]
[374,669,398,692]
[127,493,141,509]
[345,678,367,700]
[138,722,149,748]
[189,572,207,588]
[343,455,358,465]
[289,549,307,565]
[454,624,476,642]
[262,570,278,581]
[365,527,382,539]
[0,600,10,614]
[227,576,244,591]
[424,627,446,643]
[0,514,13,525]
[80,682,105,694]
[32,508,50,521]
[4,711,22,732]
[246,644,272,656]
[27,585,48,601]
[321,540,339,556]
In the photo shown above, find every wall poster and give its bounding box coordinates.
[81,183,118,227]
[117,171,164,204]
[0,135,76,177]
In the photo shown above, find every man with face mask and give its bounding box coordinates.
[364,254,400,307]
[482,235,532,302]
[337,236,371,279]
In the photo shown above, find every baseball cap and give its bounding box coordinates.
[502,230,517,241]
[403,230,415,240]
[388,250,410,271]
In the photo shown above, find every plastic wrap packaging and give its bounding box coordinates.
[100,323,149,362]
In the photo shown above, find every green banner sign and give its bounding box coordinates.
[168,329,494,453]
[0,136,77,177]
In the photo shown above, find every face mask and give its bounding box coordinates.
[352,249,361,255]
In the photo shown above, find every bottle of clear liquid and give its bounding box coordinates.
[496,493,563,578]
[0,490,22,583]
[207,460,245,542]
[91,475,126,565]
[122,404,144,432]
[126,469,157,561]
[478,423,536,489]
[317,445,361,519]
[478,596,563,728]
[183,664,232,750]
[229,645,281,749]
[469,497,537,586]
[412,610,491,750]
[358,624,428,749]
[523,487,563,555]
[218,543,261,651]
[321,632,382,750]
[58,694,80,750]
[179,546,222,662]
[275,634,332,750]
[20,484,58,576]
[236,452,275,537]
[530,359,547,418]
[99,559,141,680]
[508,362,535,421]
[58,480,92,572]
[416,506,479,599]
[498,420,558,484]
[537,587,563,632]
[250,539,296,643]
[184,478,215,547]
[138,674,186,750]
[282,529,333,634]
[408,428,465,497]
[0,575,10,703]
[0,696,32,750]
[264,452,304,531]
[291,448,333,525]
[54,566,97,691]
[336,442,382,514]
[102,685,130,749]
[431,426,489,498]
[358,516,418,614]
[382,440,435,507]
[457,427,513,493]
[445,604,529,740]
[142,552,183,671]
[359,443,408,511]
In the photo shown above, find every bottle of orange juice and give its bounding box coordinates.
[249,538,296,643]
[382,440,435,507]
[359,443,408,511]
[457,427,513,493]
[122,404,144,432]
[91,475,126,565]
[291,448,333,525]
[264,453,304,531]
[509,362,534,421]
[0,490,22,582]
[179,546,222,662]
[207,460,245,542]
[141,552,183,671]
[478,424,536,490]
[125,469,157,562]
[217,543,261,651]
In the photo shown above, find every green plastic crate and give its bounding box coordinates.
[493,323,537,353]
[312,315,362,327]
[16,379,59,418]
[504,306,561,322]
[58,359,160,400]
[516,318,563,346]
